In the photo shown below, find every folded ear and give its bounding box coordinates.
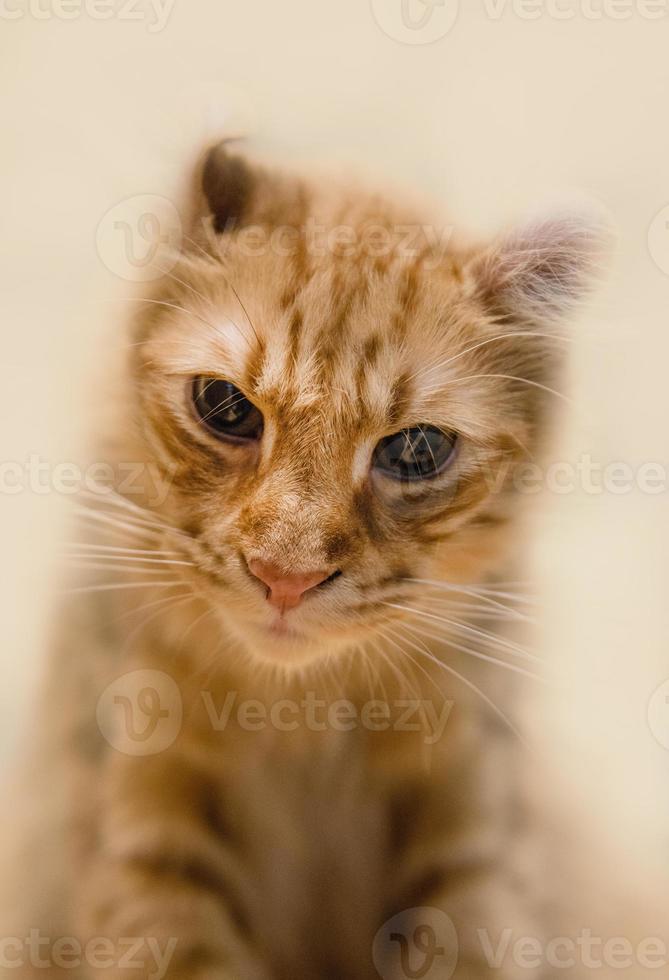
[201,141,258,232]
[201,140,304,235]
[470,209,612,326]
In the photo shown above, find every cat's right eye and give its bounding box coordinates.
[373,426,457,481]
[192,377,264,442]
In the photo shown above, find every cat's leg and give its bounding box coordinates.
[77,750,267,980]
[378,731,544,980]
[380,841,543,980]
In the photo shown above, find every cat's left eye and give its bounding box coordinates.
[192,376,263,442]
[373,426,457,481]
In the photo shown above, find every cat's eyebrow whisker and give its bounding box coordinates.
[420,373,572,406]
[401,620,549,684]
[410,330,573,384]
[104,297,224,337]
[160,263,255,354]
[390,622,527,745]
[150,263,218,308]
[181,231,218,264]
[181,233,263,350]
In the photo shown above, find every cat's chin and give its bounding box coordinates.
[224,616,354,668]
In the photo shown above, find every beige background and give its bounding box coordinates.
[1,0,667,927]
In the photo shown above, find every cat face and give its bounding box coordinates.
[133,144,604,665]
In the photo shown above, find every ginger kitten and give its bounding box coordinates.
[22,143,604,979]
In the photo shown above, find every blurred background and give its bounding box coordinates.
[1,0,668,958]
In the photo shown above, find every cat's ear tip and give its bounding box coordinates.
[474,198,615,323]
[509,198,617,269]
[201,135,248,165]
[200,137,255,233]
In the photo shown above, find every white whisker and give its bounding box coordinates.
[401,621,548,684]
[65,542,183,557]
[405,578,533,618]
[381,601,540,663]
[391,623,527,745]
[63,562,187,576]
[74,509,163,542]
[410,330,571,384]
[63,553,193,568]
[63,580,188,596]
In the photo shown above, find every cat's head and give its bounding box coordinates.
[133,143,606,666]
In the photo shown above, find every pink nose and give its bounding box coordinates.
[247,559,332,612]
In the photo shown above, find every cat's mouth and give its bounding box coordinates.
[220,596,369,664]
[265,615,303,639]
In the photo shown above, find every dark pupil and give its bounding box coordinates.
[374,427,455,480]
[193,378,262,439]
